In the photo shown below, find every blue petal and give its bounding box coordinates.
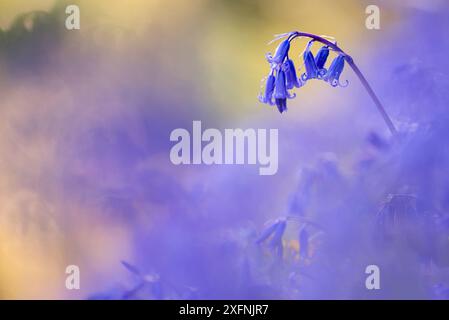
[275,98,287,113]
[283,59,301,89]
[268,220,287,257]
[274,69,288,99]
[302,42,321,81]
[256,220,280,244]
[315,46,330,70]
[274,70,296,112]
[324,55,349,87]
[258,74,276,105]
[268,39,290,65]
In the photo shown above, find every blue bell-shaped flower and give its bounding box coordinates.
[268,220,287,258]
[301,41,325,81]
[283,59,301,89]
[267,39,290,65]
[324,55,349,87]
[258,71,276,105]
[274,69,295,113]
[315,45,329,71]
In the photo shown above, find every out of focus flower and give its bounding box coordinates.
[256,220,282,244]
[268,220,287,258]
[377,194,418,235]
[256,219,287,258]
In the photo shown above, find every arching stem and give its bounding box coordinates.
[289,31,397,136]
[346,59,397,135]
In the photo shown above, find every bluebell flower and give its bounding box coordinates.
[315,45,329,71]
[256,219,287,258]
[268,220,287,258]
[283,59,301,89]
[324,55,349,87]
[266,39,290,65]
[258,71,275,105]
[301,41,324,81]
[260,33,352,114]
[259,31,398,136]
[274,69,295,113]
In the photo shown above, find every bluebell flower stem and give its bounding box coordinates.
[346,59,398,135]
[289,31,397,136]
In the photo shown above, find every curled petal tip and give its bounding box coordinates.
[338,79,349,87]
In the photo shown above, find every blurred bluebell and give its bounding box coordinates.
[323,55,348,87]
[268,220,287,258]
[256,219,287,258]
[256,220,282,244]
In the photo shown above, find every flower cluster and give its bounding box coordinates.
[259,32,348,113]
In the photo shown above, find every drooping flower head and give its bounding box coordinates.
[324,55,349,87]
[259,32,352,115]
[260,34,298,112]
